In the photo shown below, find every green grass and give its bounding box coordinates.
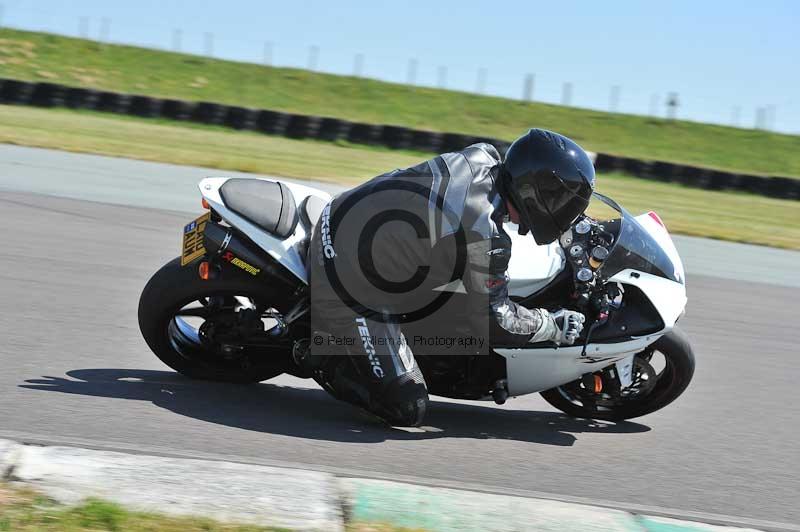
[0,483,284,531]
[2,28,800,177]
[0,483,421,532]
[1,105,798,249]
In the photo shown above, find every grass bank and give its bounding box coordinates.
[2,28,800,177]
[1,105,798,249]
[0,483,419,532]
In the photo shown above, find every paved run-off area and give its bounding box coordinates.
[0,146,798,530]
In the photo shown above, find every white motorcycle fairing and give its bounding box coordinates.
[198,177,331,284]
[498,212,687,396]
[504,222,565,298]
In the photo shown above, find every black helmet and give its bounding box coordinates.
[500,129,595,244]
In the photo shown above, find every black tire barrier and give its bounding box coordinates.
[0,77,796,201]
[94,91,130,113]
[128,95,162,118]
[692,169,714,190]
[787,179,800,200]
[223,106,257,130]
[255,110,291,135]
[764,176,800,200]
[285,114,322,139]
[409,130,443,153]
[735,174,767,196]
[622,157,650,178]
[347,122,383,145]
[635,160,662,181]
[672,165,704,188]
[191,102,226,125]
[161,99,194,121]
[440,133,475,153]
[0,79,35,105]
[30,82,65,107]
[381,126,413,150]
[316,117,351,141]
[64,87,99,109]
[593,153,620,173]
[706,170,735,191]
[649,161,677,182]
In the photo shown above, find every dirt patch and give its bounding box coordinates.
[36,70,59,79]
[0,38,37,59]
[188,76,209,88]
[0,484,25,507]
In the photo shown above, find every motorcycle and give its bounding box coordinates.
[138,176,694,421]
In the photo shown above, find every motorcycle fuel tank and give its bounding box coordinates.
[503,222,565,297]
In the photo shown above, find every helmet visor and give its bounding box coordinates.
[519,170,592,244]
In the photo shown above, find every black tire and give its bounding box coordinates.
[138,257,291,383]
[540,327,695,421]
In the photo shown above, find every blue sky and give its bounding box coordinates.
[3,0,798,133]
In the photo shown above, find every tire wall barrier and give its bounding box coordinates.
[593,152,799,200]
[0,77,797,201]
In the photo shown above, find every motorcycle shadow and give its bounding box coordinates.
[20,368,650,446]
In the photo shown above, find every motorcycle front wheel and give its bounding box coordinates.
[540,327,695,421]
[138,257,293,383]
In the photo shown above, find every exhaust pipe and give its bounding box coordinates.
[203,222,297,287]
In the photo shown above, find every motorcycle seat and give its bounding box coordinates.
[297,195,328,265]
[219,178,298,238]
[299,195,326,230]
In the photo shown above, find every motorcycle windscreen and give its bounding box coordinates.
[598,211,683,284]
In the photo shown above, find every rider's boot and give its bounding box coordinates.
[323,355,428,427]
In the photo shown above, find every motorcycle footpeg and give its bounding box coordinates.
[492,379,509,405]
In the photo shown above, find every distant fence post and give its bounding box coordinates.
[308,45,319,70]
[649,94,659,117]
[476,67,487,94]
[731,106,741,127]
[437,66,447,88]
[755,107,766,129]
[407,58,418,85]
[609,85,620,112]
[99,17,110,42]
[204,32,214,57]
[522,74,534,102]
[666,92,679,119]
[263,41,273,66]
[766,105,776,131]
[79,16,89,39]
[561,82,572,106]
[172,29,182,52]
[353,53,364,77]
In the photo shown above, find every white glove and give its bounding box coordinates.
[529,309,586,345]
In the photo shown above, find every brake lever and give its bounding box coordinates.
[580,306,610,357]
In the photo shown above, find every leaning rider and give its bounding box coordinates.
[308,129,594,426]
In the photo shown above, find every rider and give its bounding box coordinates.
[307,128,595,426]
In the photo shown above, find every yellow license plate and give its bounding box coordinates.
[181,212,211,266]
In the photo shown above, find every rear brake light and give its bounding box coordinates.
[647,211,665,228]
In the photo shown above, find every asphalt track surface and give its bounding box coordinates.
[1,146,799,529]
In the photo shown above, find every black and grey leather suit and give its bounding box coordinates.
[308,143,547,425]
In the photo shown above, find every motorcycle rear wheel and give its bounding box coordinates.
[540,327,695,421]
[138,257,292,383]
